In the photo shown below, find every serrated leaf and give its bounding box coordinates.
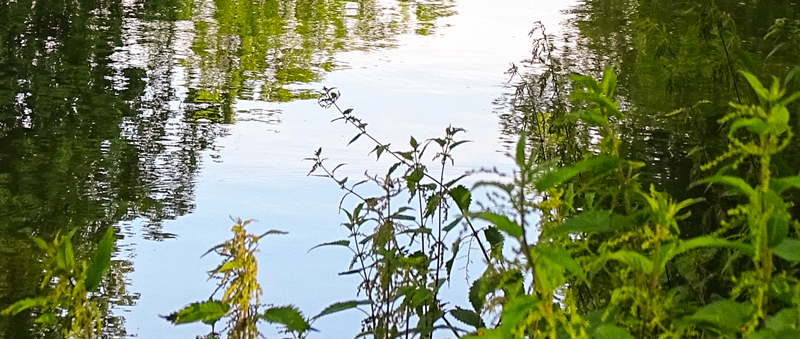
[474,212,522,238]
[162,300,230,325]
[500,295,539,331]
[85,227,116,292]
[308,240,350,252]
[450,307,484,328]
[258,229,288,240]
[484,227,503,260]
[425,194,442,218]
[448,185,471,211]
[313,300,371,320]
[262,306,311,334]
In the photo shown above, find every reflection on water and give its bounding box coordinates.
[0,0,455,337]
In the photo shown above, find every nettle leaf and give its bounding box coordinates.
[545,209,620,238]
[85,227,116,292]
[469,269,499,312]
[684,300,751,333]
[700,176,756,199]
[731,117,770,134]
[499,295,539,332]
[535,154,623,191]
[660,236,755,270]
[474,212,522,238]
[450,307,485,328]
[593,324,634,339]
[535,247,588,287]
[773,238,800,263]
[262,306,311,334]
[424,194,442,218]
[214,260,244,273]
[515,132,528,168]
[770,176,800,195]
[767,307,800,332]
[162,300,230,325]
[308,240,350,252]
[484,227,504,260]
[608,250,653,274]
[1,297,49,316]
[313,300,371,320]
[448,185,471,211]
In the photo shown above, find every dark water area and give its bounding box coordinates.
[0,0,799,337]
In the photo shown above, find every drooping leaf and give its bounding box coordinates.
[593,324,634,339]
[445,237,461,277]
[700,176,756,199]
[262,306,311,334]
[535,247,588,286]
[544,210,620,238]
[85,227,116,292]
[535,155,623,191]
[214,260,244,273]
[450,307,485,328]
[257,229,288,240]
[313,300,371,320]
[484,227,503,260]
[1,297,49,316]
[515,132,528,168]
[448,185,471,211]
[474,212,523,238]
[424,194,442,218]
[468,269,498,312]
[683,300,751,333]
[308,240,350,252]
[773,238,800,263]
[162,300,230,325]
[660,236,755,269]
[608,250,653,274]
[770,176,800,195]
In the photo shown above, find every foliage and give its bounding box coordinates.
[308,65,800,339]
[1,228,116,339]
[163,219,289,339]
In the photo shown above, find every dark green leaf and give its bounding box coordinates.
[308,240,350,252]
[162,300,230,325]
[257,230,288,240]
[425,194,442,218]
[767,307,799,332]
[475,212,522,238]
[535,155,623,191]
[313,300,371,320]
[515,132,528,168]
[484,227,503,260]
[450,307,484,328]
[545,210,619,238]
[448,185,471,211]
[262,306,311,334]
[85,227,116,292]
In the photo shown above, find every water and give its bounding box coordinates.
[3,0,799,337]
[0,0,580,337]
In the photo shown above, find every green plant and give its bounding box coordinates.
[1,228,116,339]
[164,218,287,339]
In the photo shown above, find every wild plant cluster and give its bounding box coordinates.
[298,67,800,339]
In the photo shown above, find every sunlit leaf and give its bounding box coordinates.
[500,295,539,331]
[770,176,800,195]
[162,300,230,325]
[1,297,49,316]
[593,324,634,339]
[608,250,653,274]
[85,227,116,292]
[214,260,244,273]
[313,300,371,320]
[700,175,756,199]
[35,313,56,324]
[474,212,522,238]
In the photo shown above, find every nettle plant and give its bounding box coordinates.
[311,67,800,339]
[1,228,116,339]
